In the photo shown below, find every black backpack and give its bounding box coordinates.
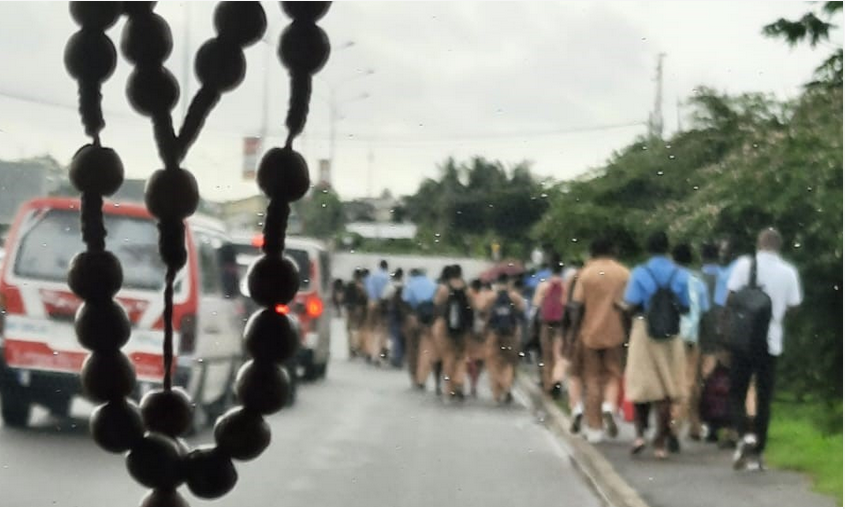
[445,287,473,337]
[416,300,436,326]
[645,267,682,340]
[725,256,772,355]
[488,289,517,335]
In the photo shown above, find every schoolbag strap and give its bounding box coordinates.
[566,273,579,302]
[645,265,676,290]
[750,254,758,288]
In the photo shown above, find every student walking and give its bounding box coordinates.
[622,231,690,459]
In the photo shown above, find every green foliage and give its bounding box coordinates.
[767,399,843,504]
[403,157,549,260]
[763,1,843,89]
[298,183,345,241]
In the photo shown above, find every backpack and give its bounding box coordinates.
[725,256,772,355]
[445,286,473,336]
[488,289,517,335]
[540,280,565,323]
[697,271,722,352]
[699,363,732,427]
[645,267,682,340]
[416,300,436,326]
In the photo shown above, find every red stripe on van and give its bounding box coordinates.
[4,340,87,373]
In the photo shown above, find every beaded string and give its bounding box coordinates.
[64,1,332,505]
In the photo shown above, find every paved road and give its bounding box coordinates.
[0,317,599,506]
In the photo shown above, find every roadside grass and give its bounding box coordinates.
[766,399,843,505]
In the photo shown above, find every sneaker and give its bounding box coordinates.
[732,435,757,471]
[570,413,583,434]
[503,392,514,405]
[585,427,604,444]
[746,454,765,472]
[550,384,562,400]
[603,411,619,438]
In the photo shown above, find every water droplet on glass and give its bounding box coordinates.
[668,155,675,160]
[599,271,605,276]
[540,193,548,199]
[641,146,647,151]
[807,187,813,192]
[693,185,699,191]
[571,238,578,243]
[665,144,672,149]
[793,242,801,248]
[657,170,664,176]
[538,362,545,368]
[52,351,58,356]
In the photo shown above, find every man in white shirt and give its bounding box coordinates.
[726,228,802,471]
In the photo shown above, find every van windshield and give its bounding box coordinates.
[12,208,165,291]
[232,243,311,291]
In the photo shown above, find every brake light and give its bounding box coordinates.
[275,304,290,315]
[178,314,197,355]
[251,234,264,248]
[305,295,323,318]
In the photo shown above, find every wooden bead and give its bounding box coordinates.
[141,489,188,507]
[144,169,199,221]
[69,144,124,196]
[195,38,246,93]
[246,254,300,307]
[278,22,330,75]
[70,1,122,30]
[256,147,310,202]
[235,360,290,414]
[140,388,194,437]
[121,12,173,65]
[127,67,180,117]
[124,2,157,15]
[214,2,267,47]
[157,221,189,270]
[90,399,144,453]
[185,447,238,499]
[243,309,298,363]
[64,29,117,83]
[281,2,331,22]
[213,406,271,461]
[80,351,136,403]
[68,251,123,301]
[126,432,184,490]
[75,300,131,352]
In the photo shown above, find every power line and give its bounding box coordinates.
[0,89,645,145]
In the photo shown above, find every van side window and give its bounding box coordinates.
[319,250,331,292]
[196,234,222,295]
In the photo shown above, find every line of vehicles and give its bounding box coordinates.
[0,197,332,429]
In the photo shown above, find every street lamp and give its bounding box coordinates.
[323,68,375,164]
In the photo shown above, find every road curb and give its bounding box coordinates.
[514,374,648,507]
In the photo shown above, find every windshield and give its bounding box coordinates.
[13,208,164,291]
[234,242,312,291]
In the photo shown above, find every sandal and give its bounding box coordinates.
[654,448,669,460]
[630,438,646,456]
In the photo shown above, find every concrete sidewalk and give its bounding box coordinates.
[515,371,837,507]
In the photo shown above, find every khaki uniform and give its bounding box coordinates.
[481,287,526,401]
[571,257,630,430]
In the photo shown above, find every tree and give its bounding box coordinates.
[298,184,344,240]
[763,1,843,89]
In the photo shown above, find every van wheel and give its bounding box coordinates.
[1,389,32,428]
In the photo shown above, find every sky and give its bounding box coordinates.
[0,1,839,203]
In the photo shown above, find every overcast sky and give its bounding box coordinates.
[0,1,839,203]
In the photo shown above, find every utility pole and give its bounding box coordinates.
[366,144,374,198]
[676,96,683,132]
[647,52,666,140]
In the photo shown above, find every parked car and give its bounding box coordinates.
[0,197,244,428]
[231,233,331,381]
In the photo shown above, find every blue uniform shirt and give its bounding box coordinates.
[402,275,437,309]
[365,269,390,302]
[701,263,720,306]
[624,255,690,311]
[713,259,737,306]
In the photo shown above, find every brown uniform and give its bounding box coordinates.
[433,280,472,397]
[532,276,568,392]
[481,286,526,402]
[571,257,630,431]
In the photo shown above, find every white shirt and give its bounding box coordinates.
[726,251,802,356]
